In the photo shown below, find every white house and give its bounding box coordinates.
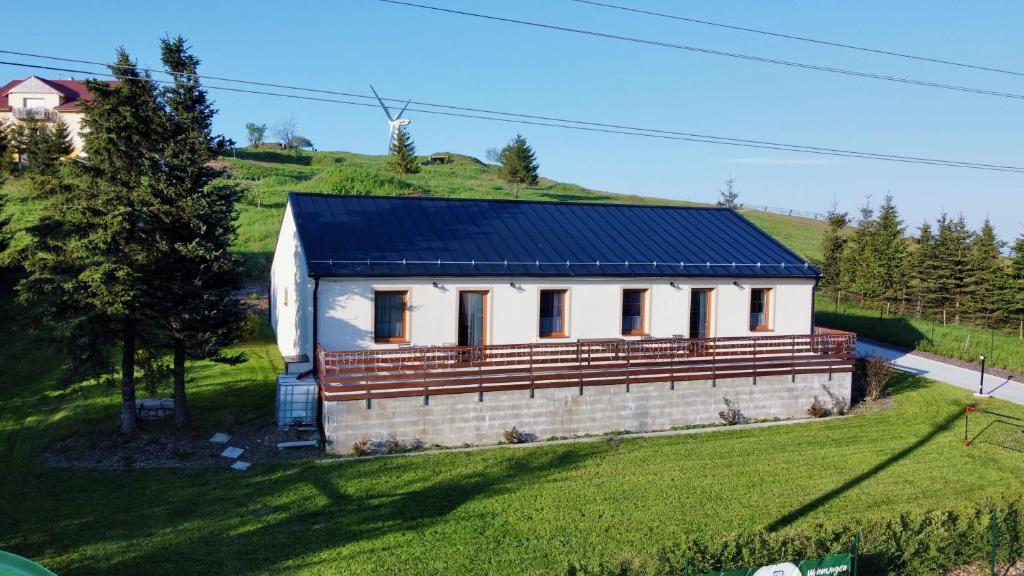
[270,193,854,451]
[0,76,102,154]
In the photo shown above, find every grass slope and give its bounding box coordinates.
[816,294,1024,373]
[0,149,828,279]
[1,280,1022,575]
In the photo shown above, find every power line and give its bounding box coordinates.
[2,58,1023,173]
[6,48,1024,171]
[570,0,1024,78]
[373,0,1024,102]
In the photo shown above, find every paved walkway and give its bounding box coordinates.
[857,340,1024,405]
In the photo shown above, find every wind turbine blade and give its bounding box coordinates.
[369,84,393,121]
[395,100,411,119]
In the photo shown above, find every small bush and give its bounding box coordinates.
[718,397,750,426]
[352,436,424,456]
[823,385,850,415]
[864,355,895,400]
[807,396,829,418]
[351,438,374,456]
[502,427,535,444]
[238,312,261,342]
[306,165,418,196]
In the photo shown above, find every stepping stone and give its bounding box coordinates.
[209,432,231,444]
[277,440,318,449]
[230,461,251,471]
[220,446,244,459]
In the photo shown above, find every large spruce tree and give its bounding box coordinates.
[18,48,166,435]
[1011,235,1024,326]
[387,126,419,174]
[963,219,1008,327]
[842,199,883,304]
[909,222,938,315]
[153,35,244,429]
[499,134,539,198]
[871,194,910,307]
[819,203,848,289]
[931,213,972,323]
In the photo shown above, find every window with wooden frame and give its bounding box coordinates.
[538,289,567,338]
[749,288,771,331]
[621,289,647,336]
[373,290,409,343]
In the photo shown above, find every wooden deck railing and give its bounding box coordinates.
[317,330,856,402]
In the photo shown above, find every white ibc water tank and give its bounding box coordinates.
[276,374,318,428]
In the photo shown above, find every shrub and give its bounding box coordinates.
[352,436,424,456]
[306,165,417,196]
[823,385,850,415]
[502,427,535,444]
[238,312,261,342]
[351,438,374,457]
[807,396,829,418]
[864,355,895,400]
[565,499,1024,576]
[718,397,749,426]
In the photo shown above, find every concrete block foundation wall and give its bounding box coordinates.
[322,372,852,453]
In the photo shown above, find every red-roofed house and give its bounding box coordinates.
[0,76,103,153]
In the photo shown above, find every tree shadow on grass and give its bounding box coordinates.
[765,398,961,532]
[71,445,602,575]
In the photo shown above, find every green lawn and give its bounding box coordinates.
[1,280,1022,575]
[0,149,828,279]
[816,293,1024,374]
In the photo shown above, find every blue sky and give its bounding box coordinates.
[4,1,1022,240]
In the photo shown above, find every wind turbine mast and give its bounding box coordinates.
[370,85,412,153]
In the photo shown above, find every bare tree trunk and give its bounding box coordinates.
[120,318,138,436]
[173,340,189,430]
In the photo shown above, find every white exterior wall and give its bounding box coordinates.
[269,203,818,365]
[269,203,314,366]
[0,110,87,153]
[313,275,815,352]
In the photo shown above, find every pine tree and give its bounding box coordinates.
[0,183,10,259]
[153,35,244,429]
[387,126,419,174]
[931,213,972,323]
[909,222,937,315]
[1011,234,1024,326]
[19,118,73,176]
[842,199,883,304]
[498,134,539,198]
[0,119,9,180]
[716,178,740,208]
[871,194,910,307]
[18,48,166,435]
[819,203,848,289]
[963,219,1008,327]
[48,118,74,159]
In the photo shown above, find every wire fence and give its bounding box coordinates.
[740,203,828,221]
[815,290,1024,373]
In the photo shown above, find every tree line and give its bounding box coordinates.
[819,194,1024,330]
[0,37,244,435]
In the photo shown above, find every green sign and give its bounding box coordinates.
[701,553,852,576]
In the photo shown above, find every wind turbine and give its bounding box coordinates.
[370,85,411,152]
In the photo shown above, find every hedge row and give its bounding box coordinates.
[567,499,1022,576]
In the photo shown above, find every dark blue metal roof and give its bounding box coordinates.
[287,193,819,278]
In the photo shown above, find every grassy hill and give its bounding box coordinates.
[0,148,830,280]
